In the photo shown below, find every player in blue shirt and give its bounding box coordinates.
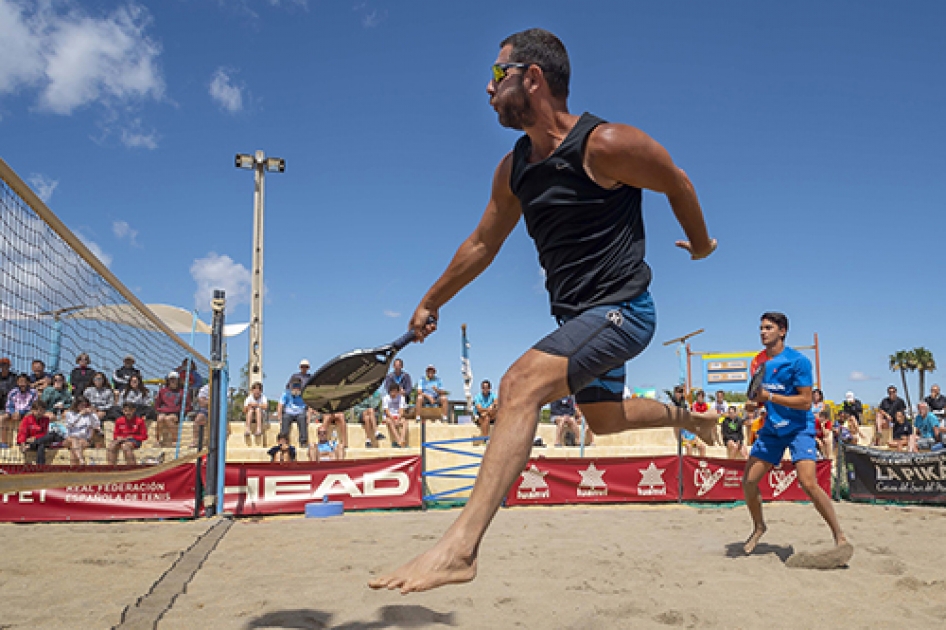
[742,312,852,569]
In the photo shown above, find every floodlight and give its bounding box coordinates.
[265,157,285,173]
[235,153,255,169]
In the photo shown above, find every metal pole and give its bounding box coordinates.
[813,333,822,390]
[205,289,226,517]
[216,360,229,514]
[249,151,265,388]
[175,310,199,459]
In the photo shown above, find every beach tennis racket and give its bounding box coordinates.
[302,319,433,413]
[747,351,768,400]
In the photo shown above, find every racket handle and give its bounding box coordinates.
[393,316,437,351]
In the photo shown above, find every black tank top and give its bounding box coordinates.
[510,112,652,318]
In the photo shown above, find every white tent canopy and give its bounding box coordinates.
[63,304,249,338]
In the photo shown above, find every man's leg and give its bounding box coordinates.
[742,456,773,553]
[795,459,846,545]
[579,397,719,442]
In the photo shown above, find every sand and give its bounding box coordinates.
[2,502,945,629]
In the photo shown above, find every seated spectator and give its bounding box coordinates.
[0,357,16,418]
[353,388,385,448]
[720,405,748,459]
[29,359,52,393]
[321,412,349,449]
[417,364,448,422]
[117,374,156,422]
[551,396,594,447]
[874,385,907,446]
[41,374,73,416]
[473,380,498,440]
[17,399,55,464]
[309,424,344,461]
[680,427,707,457]
[268,432,297,462]
[189,382,210,448]
[815,409,834,459]
[278,379,309,447]
[69,353,95,397]
[155,372,191,447]
[175,357,205,392]
[887,410,912,451]
[925,384,946,425]
[63,396,100,465]
[108,402,148,465]
[835,410,864,446]
[382,382,409,447]
[112,354,141,390]
[691,389,709,413]
[713,390,728,415]
[841,391,863,423]
[911,402,939,452]
[243,382,268,439]
[2,373,38,448]
[286,359,313,389]
[83,372,115,447]
[383,359,413,406]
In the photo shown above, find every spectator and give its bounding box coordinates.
[69,353,95,397]
[551,395,593,447]
[268,432,297,462]
[83,372,115,446]
[321,412,349,449]
[887,410,912,451]
[1,373,38,448]
[383,359,413,405]
[112,354,141,391]
[815,409,834,459]
[473,380,498,440]
[691,389,709,413]
[720,405,748,459]
[0,358,16,416]
[155,372,191,447]
[925,384,946,424]
[841,391,863,423]
[287,359,313,389]
[911,402,939,452]
[811,388,826,418]
[63,396,100,465]
[835,410,864,446]
[874,385,907,446]
[117,374,156,423]
[713,390,728,415]
[382,382,409,448]
[17,399,55,464]
[189,382,210,448]
[243,382,268,439]
[107,402,148,465]
[29,359,52,393]
[417,364,448,422]
[671,388,706,456]
[353,388,385,448]
[41,374,73,416]
[309,424,344,461]
[278,378,309,447]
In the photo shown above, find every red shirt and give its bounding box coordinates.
[692,401,709,413]
[114,416,148,442]
[17,413,49,444]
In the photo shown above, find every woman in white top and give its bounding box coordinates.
[62,396,100,465]
[243,382,268,438]
[382,383,408,448]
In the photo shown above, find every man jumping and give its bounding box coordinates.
[370,28,718,594]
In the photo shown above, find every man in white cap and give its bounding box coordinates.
[287,359,312,389]
[841,391,863,423]
[418,364,448,422]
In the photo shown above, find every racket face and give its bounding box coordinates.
[302,347,393,413]
[746,363,766,400]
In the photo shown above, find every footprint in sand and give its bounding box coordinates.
[785,542,854,570]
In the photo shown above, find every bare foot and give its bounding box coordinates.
[369,540,477,594]
[689,411,721,446]
[744,524,767,554]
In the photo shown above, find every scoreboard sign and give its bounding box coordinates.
[700,353,756,392]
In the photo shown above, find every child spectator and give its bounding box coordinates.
[17,399,55,464]
[309,424,344,462]
[278,379,309,447]
[108,402,148,465]
[117,374,155,422]
[691,389,709,413]
[189,382,211,448]
[815,409,834,459]
[383,382,409,448]
[63,396,100,465]
[243,382,268,439]
[2,373,38,448]
[69,353,95,397]
[41,373,73,416]
[836,410,864,446]
[83,372,116,446]
[268,432,297,462]
[155,372,191,447]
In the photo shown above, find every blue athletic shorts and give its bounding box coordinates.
[750,426,818,465]
[533,292,656,404]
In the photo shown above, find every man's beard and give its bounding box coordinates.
[496,79,536,130]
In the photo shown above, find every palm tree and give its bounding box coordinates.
[889,350,916,411]
[913,347,936,401]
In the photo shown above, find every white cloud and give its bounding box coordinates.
[190,253,252,312]
[120,125,158,149]
[849,371,878,382]
[353,2,385,27]
[208,68,243,113]
[383,309,400,318]
[27,173,58,202]
[112,220,139,246]
[0,1,164,146]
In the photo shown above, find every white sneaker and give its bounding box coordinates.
[365,440,372,448]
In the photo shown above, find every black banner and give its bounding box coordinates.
[843,444,946,504]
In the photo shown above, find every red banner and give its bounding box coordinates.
[223,456,422,515]
[681,456,832,501]
[505,456,680,506]
[0,464,197,523]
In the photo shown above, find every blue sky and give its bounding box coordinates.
[3,0,944,407]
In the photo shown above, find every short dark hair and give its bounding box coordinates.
[481,380,491,387]
[500,28,570,98]
[761,312,789,334]
[277,432,289,442]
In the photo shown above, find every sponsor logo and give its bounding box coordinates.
[606,309,624,327]
[577,462,608,497]
[694,460,725,496]
[517,464,550,500]
[224,470,410,502]
[638,462,667,496]
[768,465,797,497]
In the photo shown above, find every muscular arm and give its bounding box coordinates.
[768,386,814,411]
[411,155,522,335]
[585,123,715,259]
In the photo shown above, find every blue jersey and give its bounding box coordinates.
[761,347,814,436]
[473,391,496,415]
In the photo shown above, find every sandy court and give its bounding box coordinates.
[2,502,945,629]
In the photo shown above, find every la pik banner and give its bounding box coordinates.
[843,444,946,504]
[0,456,422,522]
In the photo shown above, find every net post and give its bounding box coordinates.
[204,290,226,517]
[216,361,230,514]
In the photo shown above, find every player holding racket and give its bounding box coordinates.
[370,28,718,594]
[741,312,852,568]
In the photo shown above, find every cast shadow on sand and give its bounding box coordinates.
[245,605,457,630]
[724,541,795,562]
